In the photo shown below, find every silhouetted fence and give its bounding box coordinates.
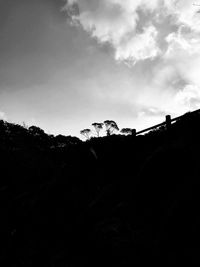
[133,108,200,136]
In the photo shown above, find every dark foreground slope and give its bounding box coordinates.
[2,112,200,265]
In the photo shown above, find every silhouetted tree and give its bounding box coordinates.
[120,128,133,135]
[92,122,103,137]
[29,126,45,136]
[104,120,119,136]
[55,134,69,147]
[55,134,81,146]
[65,135,81,144]
[80,129,91,140]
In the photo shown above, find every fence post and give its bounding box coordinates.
[131,129,136,136]
[166,115,171,130]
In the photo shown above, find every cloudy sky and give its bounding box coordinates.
[1,0,200,137]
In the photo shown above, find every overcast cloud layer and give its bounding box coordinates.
[64,0,200,115]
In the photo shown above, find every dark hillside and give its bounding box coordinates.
[2,112,200,265]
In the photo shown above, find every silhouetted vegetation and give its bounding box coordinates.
[92,122,104,137]
[104,120,119,136]
[81,120,119,138]
[120,127,133,135]
[80,128,91,140]
[3,110,200,265]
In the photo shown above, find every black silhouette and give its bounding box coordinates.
[3,109,200,265]
[80,128,91,140]
[104,120,119,136]
[120,127,133,135]
[92,122,104,137]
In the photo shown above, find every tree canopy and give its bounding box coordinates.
[104,120,119,136]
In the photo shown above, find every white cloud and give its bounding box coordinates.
[138,106,166,117]
[64,0,200,117]
[175,84,200,110]
[172,0,200,32]
[115,25,160,64]
[63,0,163,63]
[64,0,200,64]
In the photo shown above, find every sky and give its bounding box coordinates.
[1,0,200,137]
